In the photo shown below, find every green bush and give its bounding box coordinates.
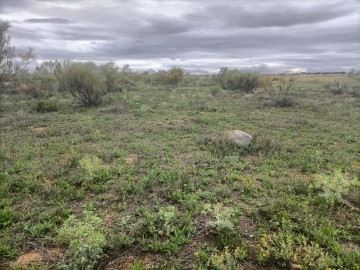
[156,67,184,88]
[60,61,114,106]
[26,70,58,99]
[99,62,126,92]
[216,67,260,92]
[31,98,59,113]
[57,211,106,270]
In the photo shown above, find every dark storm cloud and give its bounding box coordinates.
[24,18,72,24]
[1,0,359,72]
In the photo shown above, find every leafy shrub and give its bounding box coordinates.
[261,75,296,107]
[117,73,136,91]
[156,67,184,88]
[216,67,260,92]
[324,80,348,95]
[57,211,106,270]
[60,61,114,106]
[115,64,137,91]
[99,62,127,92]
[26,70,58,99]
[31,98,59,113]
[310,170,359,206]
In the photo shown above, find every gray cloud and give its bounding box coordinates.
[1,0,359,72]
[196,2,355,28]
[23,18,72,24]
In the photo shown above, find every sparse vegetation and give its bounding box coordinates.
[0,72,359,269]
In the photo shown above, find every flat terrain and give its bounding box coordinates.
[1,76,359,269]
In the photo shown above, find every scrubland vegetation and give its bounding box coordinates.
[1,21,360,270]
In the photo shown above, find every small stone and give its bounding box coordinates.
[223,130,253,146]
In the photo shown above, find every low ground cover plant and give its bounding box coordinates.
[57,211,106,270]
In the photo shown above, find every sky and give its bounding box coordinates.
[0,0,359,73]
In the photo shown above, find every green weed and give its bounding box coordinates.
[57,211,106,270]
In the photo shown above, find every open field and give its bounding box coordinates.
[1,77,360,269]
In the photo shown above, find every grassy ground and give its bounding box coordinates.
[0,76,359,269]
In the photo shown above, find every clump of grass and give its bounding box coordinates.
[261,75,296,107]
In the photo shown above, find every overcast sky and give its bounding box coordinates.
[1,0,359,73]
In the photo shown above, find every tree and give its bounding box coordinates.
[0,20,34,92]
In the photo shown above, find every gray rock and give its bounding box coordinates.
[223,130,253,146]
